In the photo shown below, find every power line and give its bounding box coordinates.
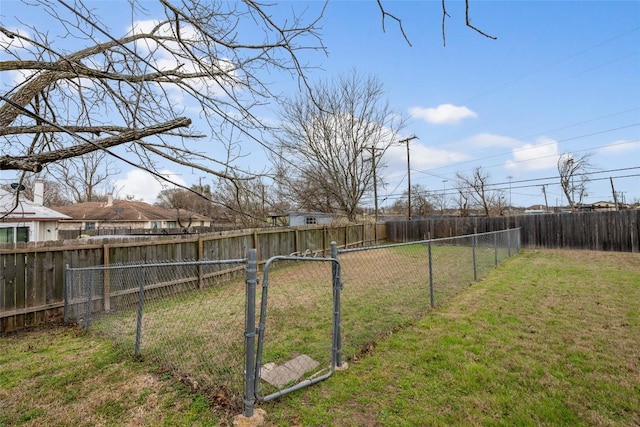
[463,27,640,104]
[372,168,640,205]
[422,124,640,177]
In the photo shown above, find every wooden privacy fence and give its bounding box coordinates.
[387,210,640,253]
[0,223,383,333]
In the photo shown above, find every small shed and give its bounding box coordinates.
[286,211,337,227]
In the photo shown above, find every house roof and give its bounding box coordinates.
[51,199,211,223]
[0,188,71,221]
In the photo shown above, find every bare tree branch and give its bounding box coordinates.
[1,0,325,184]
[0,114,191,171]
[376,0,413,47]
[465,0,497,40]
[456,167,500,217]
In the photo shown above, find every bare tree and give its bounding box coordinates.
[156,183,219,218]
[455,167,501,217]
[391,184,437,218]
[558,152,594,211]
[0,0,325,180]
[215,174,277,228]
[456,187,471,217]
[1,0,495,217]
[47,150,118,203]
[272,71,407,221]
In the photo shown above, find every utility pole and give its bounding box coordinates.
[541,185,549,212]
[366,146,381,223]
[442,179,447,216]
[507,175,513,215]
[398,135,418,220]
[610,177,619,211]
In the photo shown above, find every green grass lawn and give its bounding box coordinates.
[263,249,640,426]
[1,248,638,426]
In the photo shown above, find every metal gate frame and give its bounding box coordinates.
[242,242,343,417]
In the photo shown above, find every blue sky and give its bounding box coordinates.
[1,0,639,209]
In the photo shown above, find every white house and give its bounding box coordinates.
[0,182,70,243]
[286,211,338,227]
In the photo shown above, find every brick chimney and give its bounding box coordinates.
[34,180,44,205]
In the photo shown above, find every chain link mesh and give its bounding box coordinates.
[65,259,247,412]
[254,257,338,399]
[338,229,520,360]
[64,228,520,412]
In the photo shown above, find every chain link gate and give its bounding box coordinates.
[242,242,343,417]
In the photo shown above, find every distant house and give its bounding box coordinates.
[285,211,338,227]
[52,195,212,235]
[268,211,339,227]
[0,183,70,243]
[578,201,620,212]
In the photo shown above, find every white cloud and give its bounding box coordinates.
[409,104,478,125]
[504,136,560,172]
[597,139,640,156]
[384,142,470,174]
[113,169,187,203]
[466,133,520,149]
[1,28,36,88]
[127,19,237,102]
[0,27,32,51]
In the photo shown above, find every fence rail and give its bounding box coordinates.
[63,228,521,417]
[1,223,382,333]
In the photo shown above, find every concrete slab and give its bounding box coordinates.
[260,354,320,388]
[233,408,266,427]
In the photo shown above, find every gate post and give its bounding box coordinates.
[427,234,434,308]
[64,264,70,323]
[331,242,344,368]
[243,249,258,418]
[472,228,478,282]
[86,270,94,330]
[134,266,146,356]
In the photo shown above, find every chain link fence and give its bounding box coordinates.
[64,228,520,416]
[65,259,248,412]
[336,228,520,362]
[252,253,341,406]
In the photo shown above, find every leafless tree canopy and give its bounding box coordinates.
[214,174,280,228]
[455,166,504,217]
[155,183,222,218]
[272,71,407,221]
[1,1,495,222]
[0,0,325,181]
[46,151,119,203]
[558,152,594,211]
[391,184,438,218]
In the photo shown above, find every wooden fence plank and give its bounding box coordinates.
[14,254,26,329]
[386,211,640,252]
[2,254,16,331]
